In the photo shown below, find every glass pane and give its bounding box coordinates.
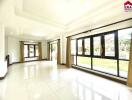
[77,56,91,69]
[78,39,83,55]
[36,45,39,56]
[29,45,34,57]
[52,43,57,61]
[93,58,117,75]
[24,45,28,57]
[105,34,115,56]
[119,60,129,78]
[118,28,132,59]
[93,36,101,56]
[71,40,76,55]
[71,56,76,65]
[84,38,90,55]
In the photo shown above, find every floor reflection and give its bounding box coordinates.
[24,63,39,79]
[72,78,119,100]
[0,61,132,100]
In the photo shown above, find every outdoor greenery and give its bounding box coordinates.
[77,57,128,72]
[73,29,132,78]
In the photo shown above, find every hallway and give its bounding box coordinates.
[0,61,132,100]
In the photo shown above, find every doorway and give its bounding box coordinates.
[50,42,57,63]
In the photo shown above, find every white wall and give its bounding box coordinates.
[5,36,48,64]
[4,37,9,57]
[0,24,7,77]
[42,40,48,59]
[7,36,20,64]
[67,0,132,36]
[60,34,67,64]
[0,24,5,61]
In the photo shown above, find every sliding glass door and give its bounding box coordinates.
[49,43,57,62]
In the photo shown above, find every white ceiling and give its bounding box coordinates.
[22,0,92,25]
[0,0,128,40]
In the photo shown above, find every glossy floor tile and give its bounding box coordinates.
[0,61,132,100]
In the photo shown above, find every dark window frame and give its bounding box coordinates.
[93,35,102,57]
[77,38,83,56]
[84,37,91,56]
[71,27,132,79]
[103,31,117,59]
[118,29,132,61]
[24,44,39,58]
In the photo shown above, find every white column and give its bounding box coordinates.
[60,33,67,64]
[42,40,48,59]
[0,24,7,78]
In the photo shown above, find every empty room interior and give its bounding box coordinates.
[1,0,132,100]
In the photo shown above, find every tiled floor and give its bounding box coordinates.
[0,61,132,100]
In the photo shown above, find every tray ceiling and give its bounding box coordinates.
[1,0,127,40]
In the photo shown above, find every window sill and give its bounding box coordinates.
[72,65,127,85]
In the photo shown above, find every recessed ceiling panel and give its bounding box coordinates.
[23,0,93,25]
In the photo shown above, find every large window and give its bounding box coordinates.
[84,38,91,55]
[118,28,132,77]
[93,58,117,75]
[29,45,35,57]
[72,28,132,78]
[104,33,115,57]
[24,44,39,58]
[118,28,131,60]
[119,60,129,77]
[77,39,83,55]
[77,56,91,69]
[93,36,101,56]
[24,45,28,57]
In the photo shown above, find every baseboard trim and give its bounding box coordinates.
[10,59,48,66]
[1,59,48,80]
[12,62,21,64]
[61,63,66,65]
[42,59,48,60]
[0,70,8,80]
[24,59,47,63]
[0,76,5,80]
